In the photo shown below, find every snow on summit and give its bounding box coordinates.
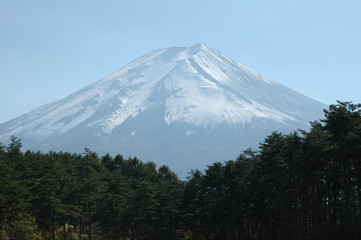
[88,43,318,130]
[0,44,326,177]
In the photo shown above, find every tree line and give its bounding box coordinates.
[0,101,360,240]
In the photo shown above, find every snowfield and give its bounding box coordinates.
[0,44,326,177]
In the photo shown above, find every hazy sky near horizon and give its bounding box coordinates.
[1,0,360,123]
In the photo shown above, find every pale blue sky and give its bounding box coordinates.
[1,0,360,123]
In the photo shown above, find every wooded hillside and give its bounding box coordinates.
[1,101,360,240]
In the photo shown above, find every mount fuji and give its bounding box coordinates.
[0,44,326,177]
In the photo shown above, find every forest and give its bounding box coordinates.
[0,101,360,240]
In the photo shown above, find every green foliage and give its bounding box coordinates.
[6,135,22,158]
[10,213,43,240]
[0,101,360,239]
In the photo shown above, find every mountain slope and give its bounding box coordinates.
[0,44,326,177]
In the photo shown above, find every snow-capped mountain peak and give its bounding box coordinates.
[0,44,326,177]
[81,44,295,132]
